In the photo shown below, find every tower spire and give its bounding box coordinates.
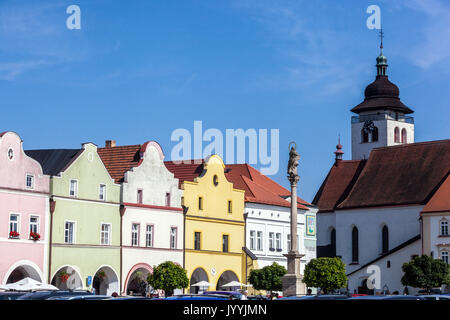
[376,27,388,77]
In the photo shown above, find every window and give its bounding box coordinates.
[387,260,391,268]
[228,201,232,214]
[250,231,256,250]
[276,233,281,251]
[29,216,39,234]
[401,128,407,144]
[361,129,369,143]
[287,234,291,251]
[257,231,263,251]
[222,234,229,252]
[131,224,140,246]
[170,227,177,249]
[331,228,336,256]
[9,214,19,235]
[440,220,448,236]
[441,251,449,264]
[165,193,171,207]
[198,197,203,210]
[7,148,14,160]
[99,184,106,201]
[69,180,78,197]
[194,232,201,250]
[371,127,379,142]
[26,174,34,189]
[352,226,359,263]
[382,225,389,254]
[269,232,275,251]
[394,127,400,143]
[137,189,143,204]
[101,224,111,245]
[146,225,154,247]
[64,221,75,244]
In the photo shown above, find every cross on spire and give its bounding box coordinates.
[379,27,384,50]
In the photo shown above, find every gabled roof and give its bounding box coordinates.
[313,140,450,212]
[225,164,311,210]
[164,160,205,189]
[338,140,450,209]
[97,145,141,183]
[312,160,366,212]
[422,174,450,214]
[25,149,82,176]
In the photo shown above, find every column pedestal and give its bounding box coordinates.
[282,251,306,297]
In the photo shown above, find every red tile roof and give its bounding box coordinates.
[313,140,450,212]
[98,145,142,183]
[164,161,311,210]
[312,160,366,212]
[225,164,311,209]
[422,174,450,213]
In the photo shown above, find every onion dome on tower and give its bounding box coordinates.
[351,29,414,115]
[334,136,344,165]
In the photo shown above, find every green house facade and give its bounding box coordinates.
[26,143,121,294]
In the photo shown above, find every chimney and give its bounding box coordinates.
[105,140,116,148]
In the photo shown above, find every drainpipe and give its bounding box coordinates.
[243,211,248,284]
[48,197,56,283]
[182,205,188,294]
[119,205,126,294]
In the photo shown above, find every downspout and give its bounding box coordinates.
[243,211,248,284]
[182,205,188,294]
[48,196,56,283]
[119,205,126,294]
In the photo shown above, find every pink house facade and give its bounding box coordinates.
[0,132,50,284]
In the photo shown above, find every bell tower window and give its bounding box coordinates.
[401,128,407,144]
[394,127,400,143]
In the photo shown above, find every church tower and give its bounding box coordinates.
[351,31,415,160]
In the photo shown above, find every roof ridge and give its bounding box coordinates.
[372,139,450,152]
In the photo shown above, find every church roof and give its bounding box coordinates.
[351,75,414,114]
[421,174,450,214]
[313,140,450,212]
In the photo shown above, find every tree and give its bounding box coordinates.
[303,257,347,294]
[248,262,287,294]
[147,261,189,297]
[401,255,450,293]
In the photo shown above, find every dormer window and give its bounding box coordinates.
[165,192,171,207]
[137,189,143,204]
[7,148,14,160]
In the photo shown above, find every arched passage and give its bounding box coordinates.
[189,267,209,293]
[124,263,153,296]
[93,266,119,296]
[216,270,239,291]
[51,265,83,290]
[5,263,42,284]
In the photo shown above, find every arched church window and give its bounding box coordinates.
[401,128,407,144]
[361,129,369,143]
[394,127,400,143]
[352,226,359,263]
[382,225,389,254]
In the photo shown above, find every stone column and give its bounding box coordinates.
[282,143,306,296]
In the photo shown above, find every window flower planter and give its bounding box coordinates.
[9,231,20,239]
[59,271,69,283]
[30,232,40,241]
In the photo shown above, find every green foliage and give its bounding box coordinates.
[248,262,287,292]
[303,257,347,293]
[147,261,189,296]
[401,255,450,292]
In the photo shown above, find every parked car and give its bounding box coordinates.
[348,295,386,300]
[247,295,271,300]
[203,291,243,300]
[418,295,450,300]
[279,294,350,300]
[382,295,425,300]
[166,294,231,300]
[0,292,28,300]
[111,296,153,300]
[17,290,93,300]
[47,295,112,300]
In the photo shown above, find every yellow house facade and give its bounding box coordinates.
[166,155,246,292]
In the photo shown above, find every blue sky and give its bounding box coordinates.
[1,0,449,202]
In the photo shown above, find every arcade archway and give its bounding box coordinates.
[6,265,42,284]
[125,265,152,296]
[51,266,83,290]
[93,266,119,295]
[189,267,209,293]
[216,270,239,291]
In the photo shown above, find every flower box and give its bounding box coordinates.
[30,232,40,241]
[9,231,20,239]
[59,271,69,283]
